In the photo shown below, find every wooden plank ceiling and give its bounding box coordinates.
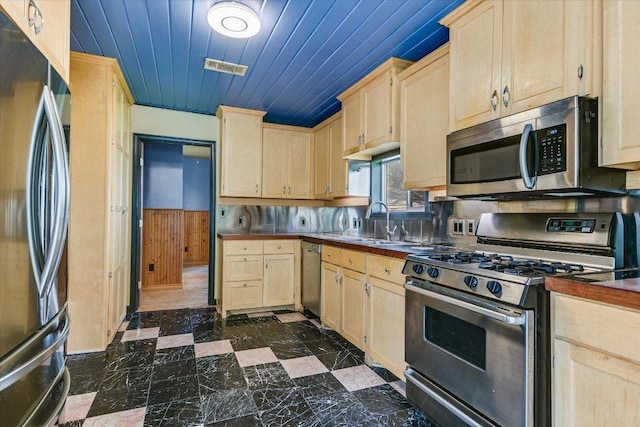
[70,0,464,128]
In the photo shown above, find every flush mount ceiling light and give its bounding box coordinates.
[207,2,261,38]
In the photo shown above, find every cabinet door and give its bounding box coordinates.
[288,131,312,199]
[223,255,263,281]
[329,118,347,198]
[220,110,263,197]
[601,0,640,169]
[225,281,263,310]
[367,277,405,380]
[552,293,640,426]
[448,0,502,131]
[31,0,69,81]
[321,262,341,332]
[106,75,132,342]
[262,127,288,198]
[341,268,365,350]
[401,48,449,189]
[263,254,295,306]
[313,125,330,198]
[342,92,362,155]
[363,70,392,148]
[501,0,591,117]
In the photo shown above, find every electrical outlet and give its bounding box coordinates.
[452,219,466,235]
[467,219,476,235]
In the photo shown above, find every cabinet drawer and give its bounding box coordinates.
[224,280,263,310]
[264,240,294,254]
[223,255,263,281]
[322,245,340,264]
[340,249,366,273]
[224,240,263,255]
[368,255,405,284]
[553,293,640,364]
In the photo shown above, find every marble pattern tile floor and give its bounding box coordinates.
[60,308,435,426]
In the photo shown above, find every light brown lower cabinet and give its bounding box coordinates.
[552,293,640,426]
[321,248,406,376]
[221,239,299,318]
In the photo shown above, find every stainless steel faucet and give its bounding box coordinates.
[365,201,396,241]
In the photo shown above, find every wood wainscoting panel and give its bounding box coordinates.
[184,210,209,265]
[142,209,183,289]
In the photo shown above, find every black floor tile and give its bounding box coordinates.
[106,338,157,357]
[292,372,347,399]
[259,398,321,427]
[67,352,107,377]
[153,344,195,364]
[128,311,163,329]
[316,350,363,371]
[197,353,247,393]
[372,366,401,383]
[229,333,269,351]
[144,396,203,427]
[352,384,413,417]
[58,421,83,427]
[305,391,371,426]
[148,374,200,406]
[152,357,198,383]
[103,348,155,371]
[302,338,344,356]
[285,321,326,342]
[99,366,153,392]
[207,414,263,427]
[269,341,313,359]
[68,373,104,396]
[242,362,293,390]
[201,388,258,425]
[87,384,149,417]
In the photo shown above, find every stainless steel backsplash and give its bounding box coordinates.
[217,194,640,244]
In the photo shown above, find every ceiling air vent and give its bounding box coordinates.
[204,58,248,76]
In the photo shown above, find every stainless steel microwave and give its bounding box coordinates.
[446,96,626,199]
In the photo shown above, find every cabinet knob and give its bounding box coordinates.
[243,283,247,287]
[277,245,282,249]
[348,258,353,263]
[242,246,247,250]
[384,267,390,274]
[243,257,247,261]
[255,184,259,193]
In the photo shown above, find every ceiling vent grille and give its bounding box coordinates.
[204,58,248,76]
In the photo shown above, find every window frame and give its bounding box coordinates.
[369,150,431,220]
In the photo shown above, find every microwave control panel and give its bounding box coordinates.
[538,124,566,175]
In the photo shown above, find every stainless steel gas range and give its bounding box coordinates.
[402,212,635,427]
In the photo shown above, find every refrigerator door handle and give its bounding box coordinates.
[0,304,69,392]
[26,86,70,322]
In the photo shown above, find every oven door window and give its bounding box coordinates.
[425,307,486,370]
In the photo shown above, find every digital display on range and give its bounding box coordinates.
[546,218,596,233]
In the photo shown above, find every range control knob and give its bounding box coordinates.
[464,275,478,290]
[486,280,503,295]
[412,264,424,275]
[427,267,440,279]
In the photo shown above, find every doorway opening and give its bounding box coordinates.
[129,134,216,313]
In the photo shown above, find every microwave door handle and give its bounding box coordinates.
[519,123,536,189]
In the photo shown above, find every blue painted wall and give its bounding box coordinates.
[143,142,183,209]
[183,155,211,211]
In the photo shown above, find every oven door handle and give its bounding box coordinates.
[405,282,526,326]
[519,123,537,189]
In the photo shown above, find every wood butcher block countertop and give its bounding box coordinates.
[217,233,420,260]
[546,269,640,310]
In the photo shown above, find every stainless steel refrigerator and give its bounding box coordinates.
[0,9,71,426]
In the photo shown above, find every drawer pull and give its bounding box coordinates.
[243,257,247,262]
[243,283,247,287]
[384,267,390,274]
[348,258,353,263]
[242,246,247,250]
[277,245,282,249]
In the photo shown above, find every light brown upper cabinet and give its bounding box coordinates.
[217,106,266,198]
[441,0,601,132]
[313,112,347,199]
[338,58,413,160]
[262,124,313,199]
[601,0,640,170]
[1,0,70,82]
[399,44,449,190]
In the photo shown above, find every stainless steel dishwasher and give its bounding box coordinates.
[301,241,321,317]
